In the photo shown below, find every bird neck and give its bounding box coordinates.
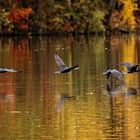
[107,72,111,80]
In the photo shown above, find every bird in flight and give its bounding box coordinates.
[119,62,140,73]
[54,55,79,73]
[0,68,22,73]
[103,69,125,82]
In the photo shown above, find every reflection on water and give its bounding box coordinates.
[56,94,76,113]
[105,83,125,95]
[0,36,140,139]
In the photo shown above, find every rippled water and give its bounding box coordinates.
[0,35,140,139]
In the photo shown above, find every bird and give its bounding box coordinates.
[0,68,22,73]
[54,54,79,73]
[119,62,140,73]
[103,69,125,82]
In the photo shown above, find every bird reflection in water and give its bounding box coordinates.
[106,82,125,96]
[105,82,137,97]
[56,94,76,113]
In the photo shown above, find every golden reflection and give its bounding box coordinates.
[0,38,21,139]
[104,82,140,140]
[53,37,77,140]
[0,36,140,139]
[120,36,137,85]
[105,35,140,140]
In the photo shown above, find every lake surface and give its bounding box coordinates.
[0,35,140,140]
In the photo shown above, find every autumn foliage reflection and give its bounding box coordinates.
[0,37,32,97]
[0,36,140,140]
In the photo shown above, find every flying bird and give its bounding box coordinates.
[54,55,79,73]
[0,68,22,73]
[103,69,125,82]
[119,62,140,73]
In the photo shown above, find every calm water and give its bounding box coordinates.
[0,35,140,140]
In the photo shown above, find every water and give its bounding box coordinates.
[0,35,140,140]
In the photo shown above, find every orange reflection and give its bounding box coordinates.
[0,74,15,95]
[12,38,32,69]
[0,36,139,139]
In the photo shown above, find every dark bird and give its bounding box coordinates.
[54,55,79,73]
[119,62,140,73]
[0,68,22,73]
[103,69,125,82]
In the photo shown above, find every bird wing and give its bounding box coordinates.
[111,69,124,81]
[54,55,68,71]
[0,68,17,73]
[121,62,133,70]
[0,68,7,73]
[4,68,17,72]
[102,69,111,75]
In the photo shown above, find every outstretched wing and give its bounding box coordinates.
[54,55,68,71]
[0,68,17,73]
[102,69,111,75]
[121,62,133,70]
[111,69,124,81]
[102,70,112,80]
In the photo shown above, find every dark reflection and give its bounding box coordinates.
[56,94,76,113]
[106,82,137,96]
[106,82,125,95]
[104,82,138,140]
